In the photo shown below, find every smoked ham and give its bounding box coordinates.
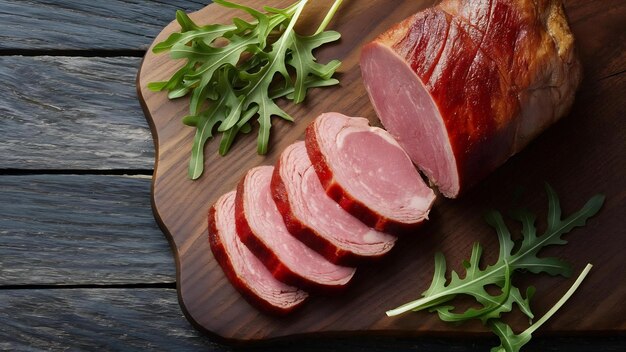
[208,191,308,314]
[305,112,436,234]
[272,141,397,265]
[360,0,582,197]
[235,166,356,293]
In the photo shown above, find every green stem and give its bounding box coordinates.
[385,265,506,316]
[522,263,593,337]
[315,0,344,35]
[287,0,309,33]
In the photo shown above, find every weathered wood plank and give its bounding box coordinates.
[0,56,154,170]
[0,0,207,51]
[0,288,222,351]
[0,175,175,285]
[0,288,624,351]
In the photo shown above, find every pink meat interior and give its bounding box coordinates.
[361,43,460,197]
[214,191,307,308]
[319,114,435,222]
[244,166,355,284]
[281,142,396,255]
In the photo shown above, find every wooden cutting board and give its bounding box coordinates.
[137,0,626,343]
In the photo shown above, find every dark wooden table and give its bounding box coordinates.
[0,1,624,351]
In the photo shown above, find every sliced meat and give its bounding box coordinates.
[360,0,581,198]
[272,141,397,266]
[235,166,356,293]
[305,112,436,234]
[208,191,308,315]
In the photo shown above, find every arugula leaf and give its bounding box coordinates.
[152,12,236,53]
[235,1,304,155]
[386,184,604,351]
[287,31,342,103]
[490,264,593,352]
[386,184,604,319]
[183,68,235,179]
[490,320,532,352]
[149,0,344,179]
[219,105,258,156]
[178,35,259,116]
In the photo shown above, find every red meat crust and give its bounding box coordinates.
[361,0,581,197]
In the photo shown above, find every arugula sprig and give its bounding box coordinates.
[386,184,604,352]
[490,263,593,352]
[149,0,344,179]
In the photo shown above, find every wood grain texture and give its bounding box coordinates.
[0,56,154,170]
[565,0,626,79]
[0,175,175,285]
[0,0,206,51]
[0,288,221,351]
[137,0,626,342]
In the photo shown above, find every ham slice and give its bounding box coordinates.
[272,141,397,265]
[360,0,581,197]
[208,191,308,315]
[235,166,356,293]
[305,112,436,234]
